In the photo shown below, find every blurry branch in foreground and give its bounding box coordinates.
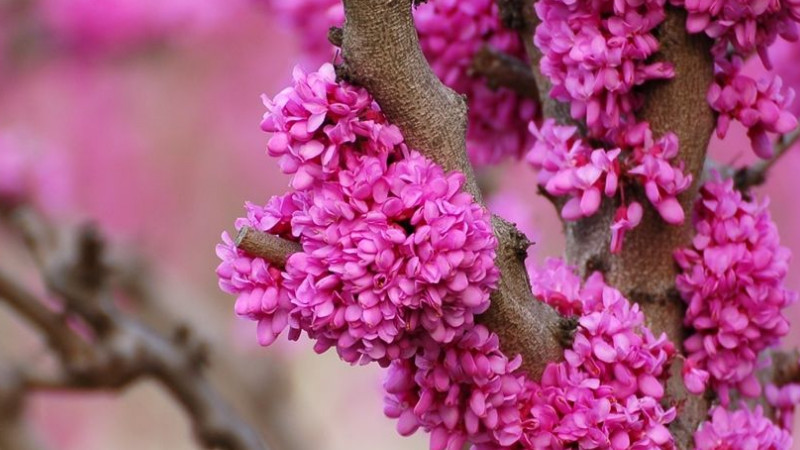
[0,203,269,450]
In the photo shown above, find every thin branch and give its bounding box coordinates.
[236,227,301,267]
[0,207,267,450]
[469,45,540,102]
[735,127,800,191]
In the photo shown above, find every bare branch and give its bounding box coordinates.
[469,45,540,102]
[735,127,800,191]
[0,207,267,450]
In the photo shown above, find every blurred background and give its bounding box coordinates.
[0,1,799,449]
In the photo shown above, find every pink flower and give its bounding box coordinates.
[673,0,800,67]
[520,260,677,448]
[708,55,797,159]
[675,175,796,404]
[527,120,690,251]
[261,63,405,190]
[527,120,622,221]
[534,0,674,137]
[694,404,793,449]
[383,327,527,448]
[611,201,644,254]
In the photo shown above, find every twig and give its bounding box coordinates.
[469,45,540,102]
[735,127,800,191]
[236,227,301,267]
[0,207,268,450]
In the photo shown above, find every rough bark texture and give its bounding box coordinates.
[338,0,570,378]
[508,2,716,447]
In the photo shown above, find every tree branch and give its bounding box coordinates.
[735,127,800,191]
[469,45,540,102]
[337,0,569,378]
[236,227,301,267]
[0,207,267,450]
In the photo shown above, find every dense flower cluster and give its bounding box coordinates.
[672,0,800,159]
[261,63,406,190]
[671,0,800,63]
[533,0,674,137]
[259,0,538,166]
[384,327,528,448]
[708,56,798,158]
[219,63,499,366]
[527,120,691,252]
[674,176,796,403]
[383,259,676,448]
[521,260,677,448]
[694,404,793,449]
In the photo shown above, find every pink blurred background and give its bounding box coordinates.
[1,1,800,448]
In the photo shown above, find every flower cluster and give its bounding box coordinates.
[694,404,793,449]
[708,56,798,159]
[521,260,677,448]
[384,327,528,448]
[674,175,796,404]
[672,0,800,159]
[527,120,691,252]
[258,0,538,166]
[672,0,800,64]
[383,259,677,448]
[218,63,499,366]
[533,0,674,137]
[261,63,405,190]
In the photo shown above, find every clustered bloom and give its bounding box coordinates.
[259,0,538,166]
[527,119,691,252]
[384,327,528,448]
[384,259,677,448]
[708,56,798,159]
[533,0,674,137]
[766,381,800,431]
[521,260,677,449]
[671,0,800,64]
[672,0,800,159]
[218,63,499,366]
[674,175,796,404]
[694,404,793,449]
